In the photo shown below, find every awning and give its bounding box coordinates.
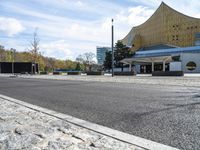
[121,55,172,64]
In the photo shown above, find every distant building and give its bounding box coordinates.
[96,47,111,65]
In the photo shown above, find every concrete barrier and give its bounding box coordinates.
[67,72,81,75]
[86,71,104,75]
[53,72,61,75]
[152,71,183,76]
[114,72,135,76]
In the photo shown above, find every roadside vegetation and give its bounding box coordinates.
[104,41,133,72]
[0,45,84,72]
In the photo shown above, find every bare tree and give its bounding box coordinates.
[76,52,95,71]
[76,54,84,63]
[10,48,16,62]
[76,54,86,71]
[28,28,40,63]
[46,57,56,72]
[0,45,6,61]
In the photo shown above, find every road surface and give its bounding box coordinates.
[0,77,200,149]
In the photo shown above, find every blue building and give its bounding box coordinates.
[96,47,111,65]
[121,45,200,74]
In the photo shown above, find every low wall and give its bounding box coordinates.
[114,72,135,76]
[86,71,104,75]
[53,72,61,75]
[40,71,48,75]
[152,71,183,76]
[67,72,81,75]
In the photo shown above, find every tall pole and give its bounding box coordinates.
[111,19,114,77]
[12,49,15,75]
[12,61,14,75]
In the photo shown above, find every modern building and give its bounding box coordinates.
[96,47,111,65]
[121,2,200,74]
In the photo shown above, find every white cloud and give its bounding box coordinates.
[18,5,153,47]
[127,6,154,26]
[0,17,25,36]
[0,5,154,60]
[2,0,200,60]
[128,0,200,18]
[75,1,84,7]
[41,40,73,60]
[131,0,160,7]
[101,6,154,40]
[63,22,111,43]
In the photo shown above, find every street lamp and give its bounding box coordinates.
[11,49,16,75]
[111,19,114,77]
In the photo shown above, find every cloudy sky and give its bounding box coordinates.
[1,0,200,60]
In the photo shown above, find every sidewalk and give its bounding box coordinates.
[0,95,179,150]
[0,97,143,150]
[8,74,200,87]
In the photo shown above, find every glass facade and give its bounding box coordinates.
[135,45,200,58]
[195,33,200,46]
[96,47,111,65]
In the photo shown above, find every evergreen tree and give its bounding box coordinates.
[114,41,133,71]
[103,51,112,72]
[75,62,82,71]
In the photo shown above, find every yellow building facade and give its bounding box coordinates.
[122,2,200,51]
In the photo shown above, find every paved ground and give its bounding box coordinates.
[0,97,145,150]
[0,76,200,149]
[18,74,200,87]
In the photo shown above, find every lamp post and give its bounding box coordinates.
[111,19,114,77]
[12,49,16,75]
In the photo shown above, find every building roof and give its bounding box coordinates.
[135,46,200,58]
[121,2,200,50]
[121,46,200,64]
[138,44,178,51]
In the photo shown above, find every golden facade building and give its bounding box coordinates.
[122,2,200,51]
[121,2,200,74]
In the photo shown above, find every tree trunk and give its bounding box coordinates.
[89,65,92,72]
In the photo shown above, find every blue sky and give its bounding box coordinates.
[1,0,200,60]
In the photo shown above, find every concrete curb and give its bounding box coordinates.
[0,94,179,150]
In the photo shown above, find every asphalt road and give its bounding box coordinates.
[0,77,200,149]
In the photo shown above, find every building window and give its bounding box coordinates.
[186,61,196,71]
[173,24,179,30]
[195,33,200,45]
[172,35,178,41]
[176,35,179,40]
[172,56,180,61]
[172,35,175,41]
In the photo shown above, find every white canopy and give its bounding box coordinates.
[121,56,172,64]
